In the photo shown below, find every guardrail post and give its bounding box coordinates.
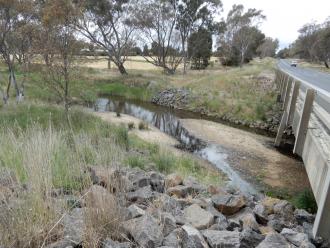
[293,89,315,156]
[286,81,301,126]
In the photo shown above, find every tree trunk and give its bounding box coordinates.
[324,60,329,69]
[117,62,128,75]
[108,57,111,69]
[182,38,187,74]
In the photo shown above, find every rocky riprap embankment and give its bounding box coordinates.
[151,84,282,134]
[151,88,191,109]
[17,166,325,248]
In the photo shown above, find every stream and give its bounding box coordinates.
[95,96,258,195]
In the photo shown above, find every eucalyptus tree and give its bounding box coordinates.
[0,0,35,103]
[76,0,136,74]
[134,0,182,74]
[176,0,222,73]
[256,37,279,58]
[218,4,265,66]
[40,0,81,118]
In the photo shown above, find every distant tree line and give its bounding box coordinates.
[278,17,330,68]
[0,0,281,106]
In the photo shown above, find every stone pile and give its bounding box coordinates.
[151,89,191,109]
[40,166,328,248]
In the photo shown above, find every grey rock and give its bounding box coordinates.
[256,233,292,248]
[281,228,309,247]
[267,218,286,233]
[183,204,214,229]
[183,177,206,193]
[167,185,194,198]
[240,228,264,248]
[229,207,259,232]
[254,204,268,225]
[160,212,177,236]
[126,204,145,219]
[212,194,246,215]
[202,230,241,248]
[62,208,85,245]
[126,186,156,203]
[294,209,315,225]
[273,200,295,220]
[181,225,209,248]
[122,214,163,248]
[103,238,132,248]
[299,241,316,248]
[163,228,183,248]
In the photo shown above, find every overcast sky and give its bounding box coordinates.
[222,0,330,48]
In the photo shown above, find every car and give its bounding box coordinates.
[290,60,298,67]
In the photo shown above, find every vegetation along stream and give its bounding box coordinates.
[95,96,310,197]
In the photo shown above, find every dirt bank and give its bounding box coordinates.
[93,111,226,180]
[180,119,310,195]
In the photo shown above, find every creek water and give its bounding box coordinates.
[95,96,258,195]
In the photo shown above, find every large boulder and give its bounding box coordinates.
[126,204,145,219]
[273,200,295,220]
[240,228,264,248]
[294,209,315,225]
[122,214,163,248]
[165,174,183,188]
[149,171,165,193]
[280,228,310,247]
[229,207,259,232]
[183,204,214,229]
[62,208,85,246]
[256,233,292,248]
[167,185,194,198]
[202,230,241,248]
[181,225,209,248]
[253,204,269,225]
[163,228,183,247]
[212,194,246,215]
[260,197,281,215]
[159,212,177,237]
[126,186,157,204]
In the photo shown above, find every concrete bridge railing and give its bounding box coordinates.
[274,68,330,239]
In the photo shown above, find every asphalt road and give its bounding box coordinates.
[278,59,330,93]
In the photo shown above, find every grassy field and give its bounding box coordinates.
[2,56,278,122]
[298,59,330,73]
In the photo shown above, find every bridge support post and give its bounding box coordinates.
[275,78,293,146]
[286,81,300,126]
[313,169,330,238]
[293,89,315,156]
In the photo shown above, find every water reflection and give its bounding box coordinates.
[95,96,257,195]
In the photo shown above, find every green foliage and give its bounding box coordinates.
[188,28,213,70]
[126,155,145,169]
[291,189,318,214]
[152,151,176,173]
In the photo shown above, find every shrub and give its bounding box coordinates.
[128,122,135,130]
[138,121,148,130]
[292,189,318,214]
